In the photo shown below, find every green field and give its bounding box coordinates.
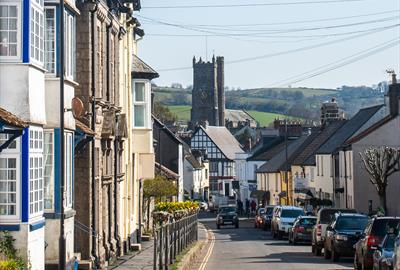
[168,106,294,127]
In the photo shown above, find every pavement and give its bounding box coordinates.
[191,211,354,270]
[109,240,155,270]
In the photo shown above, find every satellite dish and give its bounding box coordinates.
[71,97,85,119]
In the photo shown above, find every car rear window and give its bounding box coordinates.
[265,207,274,215]
[320,209,357,224]
[336,216,369,230]
[281,209,304,218]
[300,218,317,226]
[220,207,236,213]
[371,219,400,237]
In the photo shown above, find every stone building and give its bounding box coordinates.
[191,56,225,127]
[73,1,143,268]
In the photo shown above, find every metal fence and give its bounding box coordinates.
[153,213,198,270]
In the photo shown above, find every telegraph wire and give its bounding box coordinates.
[142,0,367,9]
[269,38,400,87]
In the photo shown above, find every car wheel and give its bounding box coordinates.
[278,231,283,240]
[217,224,220,229]
[314,246,322,256]
[312,244,316,254]
[324,244,331,259]
[235,223,239,229]
[331,247,340,262]
[272,229,277,239]
[288,233,292,244]
[292,237,297,245]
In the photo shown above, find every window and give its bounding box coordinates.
[30,1,44,64]
[210,162,218,173]
[0,2,20,58]
[29,127,43,216]
[0,157,17,216]
[43,131,53,210]
[64,11,75,79]
[133,81,150,128]
[44,7,56,74]
[0,133,17,149]
[64,133,73,208]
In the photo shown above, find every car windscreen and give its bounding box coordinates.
[371,219,400,237]
[266,207,274,215]
[281,209,304,218]
[299,218,317,226]
[220,207,236,213]
[320,209,357,224]
[336,216,369,230]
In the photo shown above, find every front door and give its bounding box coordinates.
[225,182,230,197]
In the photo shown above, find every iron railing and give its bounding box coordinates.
[153,214,198,270]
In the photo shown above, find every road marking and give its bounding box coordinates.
[198,228,215,270]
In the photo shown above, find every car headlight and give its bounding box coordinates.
[218,216,223,220]
[335,234,348,241]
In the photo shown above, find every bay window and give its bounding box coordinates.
[30,0,44,65]
[64,11,75,79]
[44,7,56,74]
[64,132,73,208]
[0,157,18,217]
[0,1,21,59]
[29,128,43,216]
[133,81,150,128]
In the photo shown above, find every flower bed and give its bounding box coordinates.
[153,202,199,223]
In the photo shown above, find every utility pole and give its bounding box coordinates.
[285,119,289,206]
[59,0,66,269]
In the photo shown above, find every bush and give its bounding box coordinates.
[0,259,21,270]
[154,201,199,214]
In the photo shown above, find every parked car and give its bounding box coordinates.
[324,213,369,262]
[199,201,208,211]
[254,208,266,228]
[288,216,317,245]
[311,208,357,256]
[262,206,275,231]
[393,224,400,270]
[271,206,305,239]
[216,205,239,229]
[372,233,396,270]
[355,217,400,270]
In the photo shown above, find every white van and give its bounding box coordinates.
[271,206,305,239]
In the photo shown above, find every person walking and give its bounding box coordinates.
[245,199,250,216]
[250,200,257,214]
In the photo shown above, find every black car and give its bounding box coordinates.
[262,206,275,231]
[216,205,239,229]
[355,217,400,270]
[324,213,369,262]
[288,216,317,245]
[373,233,396,270]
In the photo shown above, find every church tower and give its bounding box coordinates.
[191,55,225,127]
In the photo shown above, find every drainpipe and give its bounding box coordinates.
[59,0,66,268]
[90,2,99,268]
[344,151,348,208]
[114,137,121,255]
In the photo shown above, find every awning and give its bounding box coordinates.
[0,107,28,152]
[294,188,314,198]
[250,190,270,202]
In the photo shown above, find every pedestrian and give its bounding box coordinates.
[238,199,243,216]
[251,200,257,214]
[245,199,250,215]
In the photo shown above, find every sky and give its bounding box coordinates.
[136,0,400,89]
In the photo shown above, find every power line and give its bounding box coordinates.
[142,0,366,9]
[155,24,398,71]
[270,38,400,87]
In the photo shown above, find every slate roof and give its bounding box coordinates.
[153,116,184,145]
[131,54,159,79]
[225,109,257,125]
[292,121,346,166]
[316,104,384,154]
[155,162,179,180]
[200,125,244,160]
[185,154,203,169]
[75,119,95,135]
[344,114,395,146]
[247,137,285,161]
[0,107,28,128]
[256,135,308,173]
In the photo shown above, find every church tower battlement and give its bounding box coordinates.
[191,55,225,128]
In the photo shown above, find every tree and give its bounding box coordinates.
[143,175,178,229]
[153,102,178,123]
[360,146,400,214]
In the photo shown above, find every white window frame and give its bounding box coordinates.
[132,79,151,129]
[43,130,54,211]
[29,126,44,218]
[0,153,20,221]
[0,0,22,61]
[44,6,56,75]
[64,10,75,80]
[64,132,73,209]
[30,0,44,66]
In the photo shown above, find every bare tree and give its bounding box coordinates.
[360,147,400,214]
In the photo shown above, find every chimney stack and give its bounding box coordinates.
[387,72,400,117]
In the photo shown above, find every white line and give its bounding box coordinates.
[198,228,215,270]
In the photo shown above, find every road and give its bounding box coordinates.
[193,211,353,270]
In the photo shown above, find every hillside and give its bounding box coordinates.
[168,105,292,127]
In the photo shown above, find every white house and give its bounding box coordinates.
[183,150,209,201]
